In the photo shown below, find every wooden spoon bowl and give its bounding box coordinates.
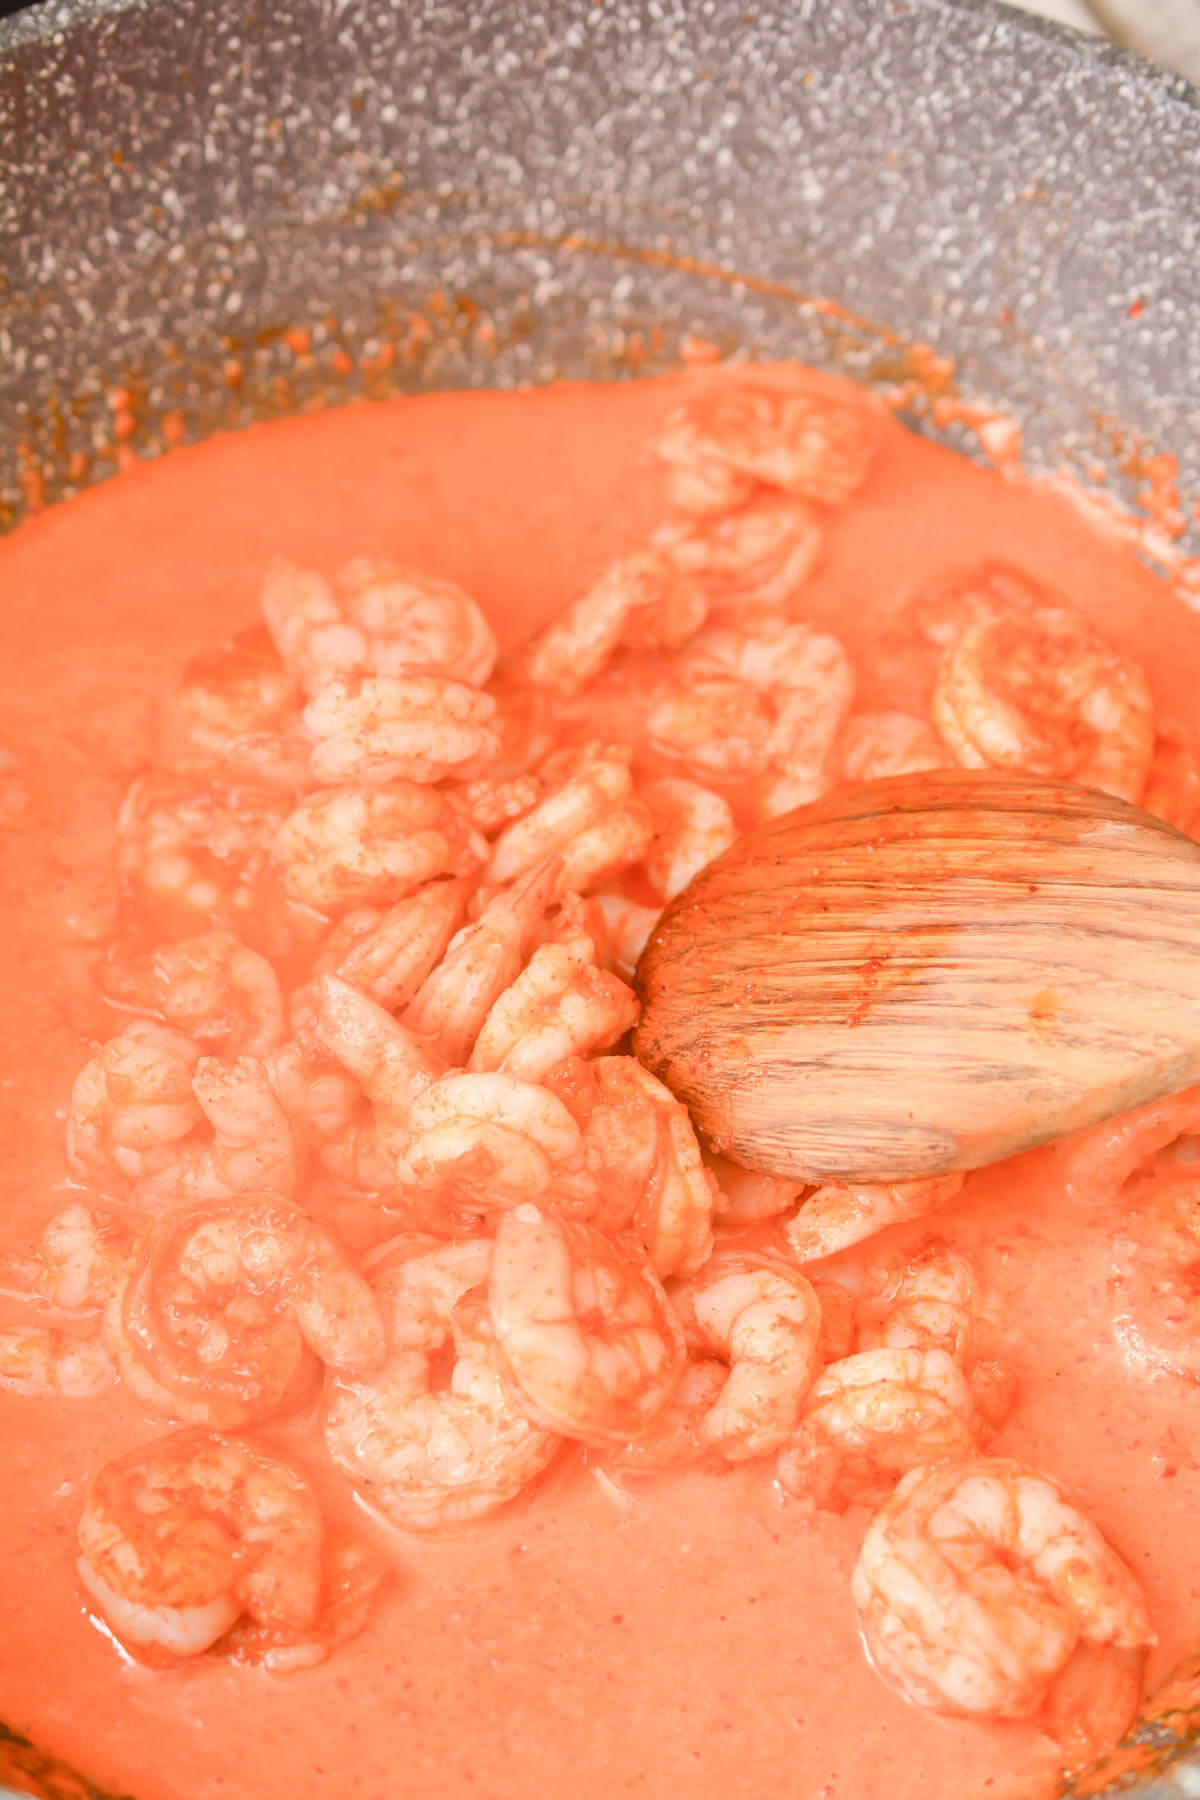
[633,769,1200,1183]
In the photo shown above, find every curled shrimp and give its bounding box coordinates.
[639,778,736,902]
[932,588,1155,802]
[467,935,640,1084]
[1055,1085,1200,1204]
[130,1055,297,1208]
[606,1359,728,1472]
[66,1021,203,1195]
[706,1154,805,1226]
[488,1204,686,1445]
[401,862,557,1066]
[325,1236,561,1529]
[671,1252,822,1460]
[309,974,444,1163]
[77,1428,381,1668]
[523,549,706,695]
[104,1196,386,1427]
[837,711,948,784]
[98,930,286,1058]
[851,1457,1153,1750]
[0,1201,131,1312]
[778,1347,986,1511]
[302,676,500,787]
[657,374,884,513]
[274,782,483,910]
[171,633,311,790]
[782,1174,965,1264]
[261,558,497,691]
[400,1072,584,1210]
[484,746,652,901]
[653,492,823,614]
[116,772,291,939]
[0,1326,116,1397]
[307,876,472,1017]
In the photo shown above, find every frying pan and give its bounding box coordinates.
[1,1,1199,1794]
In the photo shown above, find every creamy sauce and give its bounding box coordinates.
[1,371,1199,1800]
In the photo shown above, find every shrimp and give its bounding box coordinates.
[104,1196,386,1427]
[116,772,291,935]
[1056,1085,1200,1204]
[0,1326,116,1397]
[66,1021,203,1194]
[214,1531,386,1672]
[467,937,640,1084]
[778,1348,986,1510]
[484,747,653,901]
[857,1244,979,1359]
[837,711,948,784]
[308,876,472,1016]
[172,634,311,791]
[399,1072,584,1210]
[653,492,823,614]
[523,549,707,695]
[98,930,286,1058]
[576,1057,717,1279]
[401,862,557,1066]
[261,558,497,691]
[0,1201,131,1311]
[443,772,542,836]
[671,1252,822,1460]
[302,676,500,787]
[657,376,884,513]
[310,973,444,1156]
[594,893,661,983]
[488,1204,686,1445]
[782,1174,965,1263]
[1104,1179,1200,1384]
[850,1458,1153,1748]
[274,782,484,910]
[706,1154,805,1226]
[131,1055,297,1206]
[77,1428,376,1668]
[606,1359,728,1471]
[639,778,736,902]
[932,592,1155,802]
[325,1236,561,1529]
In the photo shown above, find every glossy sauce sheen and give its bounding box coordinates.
[1,374,1199,1800]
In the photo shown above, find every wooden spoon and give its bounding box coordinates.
[633,768,1200,1183]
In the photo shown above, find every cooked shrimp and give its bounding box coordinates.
[653,492,823,614]
[857,1244,978,1359]
[851,1458,1153,1739]
[264,1040,385,1196]
[657,376,884,513]
[131,1055,297,1206]
[173,634,311,790]
[274,782,483,910]
[606,1359,728,1471]
[467,938,640,1084]
[778,1348,985,1510]
[1056,1085,1200,1203]
[488,1204,686,1445]
[932,594,1155,802]
[1104,1178,1200,1384]
[325,1236,561,1529]
[837,711,948,784]
[672,1253,822,1460]
[308,877,472,1016]
[0,1201,131,1311]
[0,1326,116,1397]
[594,893,661,982]
[98,930,286,1058]
[484,747,652,901]
[309,974,444,1162]
[639,778,735,903]
[400,1072,584,1209]
[524,549,706,694]
[261,558,497,691]
[215,1531,386,1672]
[105,1196,385,1427]
[401,862,557,1066]
[77,1429,342,1667]
[303,676,500,787]
[782,1174,965,1263]
[706,1155,805,1226]
[443,772,542,836]
[116,772,290,932]
[66,1021,202,1194]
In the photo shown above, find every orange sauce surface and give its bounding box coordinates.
[2,370,1200,1800]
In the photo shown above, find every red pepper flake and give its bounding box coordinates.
[283,324,311,356]
[223,358,244,390]
[1128,296,1146,319]
[330,347,354,377]
[161,411,186,446]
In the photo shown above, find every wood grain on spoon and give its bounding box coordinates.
[633,769,1200,1183]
